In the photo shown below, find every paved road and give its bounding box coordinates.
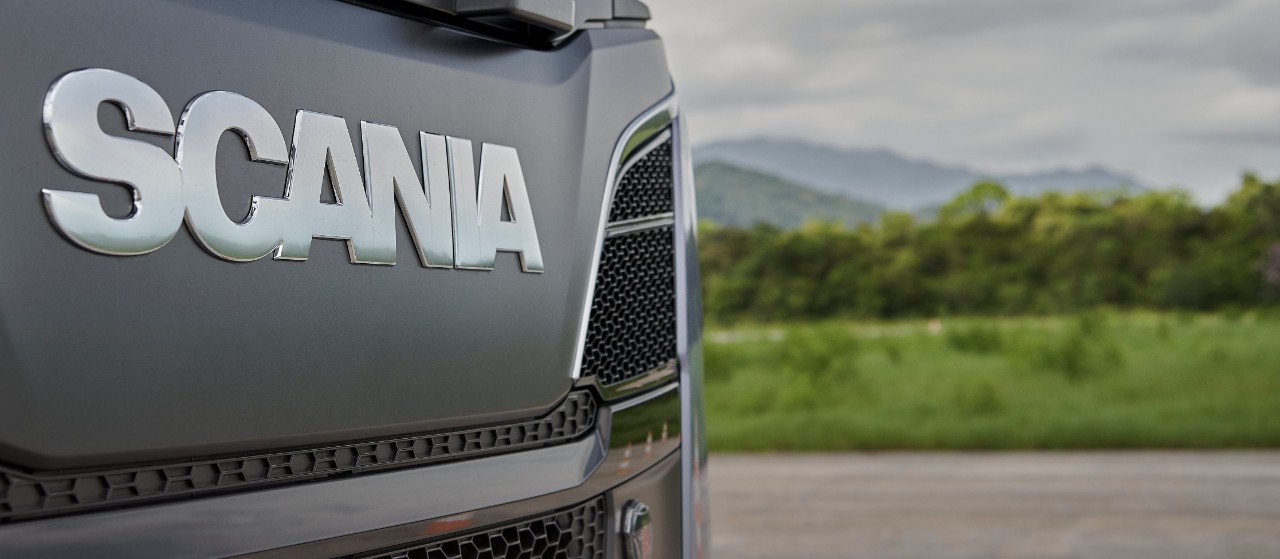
[709,452,1280,559]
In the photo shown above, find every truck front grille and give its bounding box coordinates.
[608,139,674,222]
[358,497,606,559]
[581,135,679,389]
[583,226,677,386]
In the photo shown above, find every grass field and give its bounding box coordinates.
[703,311,1280,451]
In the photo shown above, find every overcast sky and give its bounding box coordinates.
[644,0,1280,202]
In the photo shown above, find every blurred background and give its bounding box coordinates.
[644,1,1280,557]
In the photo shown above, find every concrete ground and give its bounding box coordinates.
[708,452,1280,559]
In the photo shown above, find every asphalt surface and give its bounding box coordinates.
[708,452,1280,559]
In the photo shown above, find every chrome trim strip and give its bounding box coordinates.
[607,212,675,230]
[572,360,677,402]
[610,378,679,412]
[605,214,675,238]
[618,110,674,172]
[569,94,677,380]
[594,358,678,400]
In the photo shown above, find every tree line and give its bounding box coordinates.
[698,175,1280,322]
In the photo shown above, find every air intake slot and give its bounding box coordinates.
[580,134,678,390]
[608,139,674,223]
[0,393,597,523]
[353,496,606,559]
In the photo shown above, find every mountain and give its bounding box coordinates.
[694,138,1144,210]
[999,166,1145,195]
[695,161,882,229]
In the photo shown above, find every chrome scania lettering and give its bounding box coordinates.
[41,68,544,273]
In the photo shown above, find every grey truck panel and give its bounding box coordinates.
[0,0,671,469]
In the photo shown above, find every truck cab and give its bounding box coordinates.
[0,1,707,557]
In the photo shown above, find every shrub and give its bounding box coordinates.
[778,324,860,384]
[1027,312,1123,380]
[945,324,1004,354]
[954,379,1006,416]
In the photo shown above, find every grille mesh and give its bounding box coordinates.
[608,140,674,223]
[0,393,596,523]
[582,226,677,386]
[581,133,679,388]
[357,497,606,559]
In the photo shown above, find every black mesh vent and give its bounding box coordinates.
[608,139,673,223]
[0,393,596,523]
[356,497,606,559]
[582,226,678,386]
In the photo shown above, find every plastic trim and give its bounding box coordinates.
[671,98,710,559]
[0,393,596,523]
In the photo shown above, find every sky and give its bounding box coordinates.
[643,0,1280,203]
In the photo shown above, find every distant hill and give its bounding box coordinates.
[694,138,1144,210]
[695,161,882,229]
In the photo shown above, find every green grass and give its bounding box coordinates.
[702,311,1280,451]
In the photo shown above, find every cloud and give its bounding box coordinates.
[1099,0,1280,85]
[644,0,1280,202]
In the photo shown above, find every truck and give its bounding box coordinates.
[0,1,708,557]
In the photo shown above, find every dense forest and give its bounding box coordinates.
[699,175,1280,321]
